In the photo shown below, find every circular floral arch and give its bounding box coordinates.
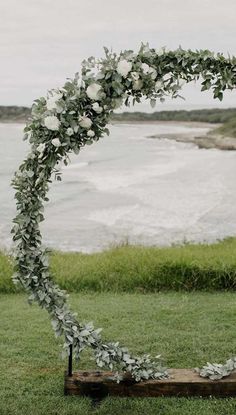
[12,44,236,382]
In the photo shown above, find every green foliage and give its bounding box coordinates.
[0,252,17,293]
[3,105,236,124]
[212,117,236,138]
[0,105,30,122]
[12,44,236,380]
[2,292,236,414]
[112,108,236,123]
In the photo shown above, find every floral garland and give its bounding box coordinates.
[12,44,236,382]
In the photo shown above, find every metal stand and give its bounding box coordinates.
[68,344,73,377]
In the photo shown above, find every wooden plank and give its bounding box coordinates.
[64,369,236,398]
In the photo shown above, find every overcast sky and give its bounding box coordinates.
[1,0,236,110]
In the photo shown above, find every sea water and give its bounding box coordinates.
[1,122,236,252]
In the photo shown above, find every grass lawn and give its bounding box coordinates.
[1,292,236,414]
[2,237,236,293]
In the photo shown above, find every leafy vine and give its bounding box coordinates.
[12,44,236,381]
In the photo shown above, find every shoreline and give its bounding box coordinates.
[112,120,236,151]
[146,123,236,151]
[112,120,215,128]
[147,133,236,151]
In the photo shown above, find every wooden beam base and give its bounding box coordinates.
[64,369,236,398]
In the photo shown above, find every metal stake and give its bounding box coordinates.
[68,344,73,376]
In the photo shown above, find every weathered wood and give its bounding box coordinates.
[64,369,236,398]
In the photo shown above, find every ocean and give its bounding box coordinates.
[1,122,236,252]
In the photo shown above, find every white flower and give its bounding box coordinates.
[141,63,150,74]
[156,47,165,56]
[149,67,157,80]
[155,81,164,91]
[44,116,60,131]
[87,130,95,137]
[37,143,46,158]
[117,59,132,77]
[46,92,63,112]
[140,63,157,79]
[130,72,139,81]
[86,83,102,100]
[66,127,74,136]
[132,79,143,90]
[92,102,103,113]
[79,115,92,129]
[51,138,61,147]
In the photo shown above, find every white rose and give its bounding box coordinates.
[141,63,150,74]
[86,83,102,100]
[44,115,60,131]
[130,72,139,81]
[87,130,95,137]
[66,127,74,136]
[37,143,46,158]
[155,81,164,91]
[92,102,103,113]
[51,138,61,147]
[79,115,92,129]
[117,59,132,77]
[132,79,143,90]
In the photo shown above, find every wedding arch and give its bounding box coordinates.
[12,44,236,385]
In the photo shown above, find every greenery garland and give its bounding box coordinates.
[12,44,236,382]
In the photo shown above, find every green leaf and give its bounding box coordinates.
[150,99,156,108]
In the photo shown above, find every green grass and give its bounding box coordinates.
[2,238,236,293]
[1,292,236,414]
[212,118,236,138]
